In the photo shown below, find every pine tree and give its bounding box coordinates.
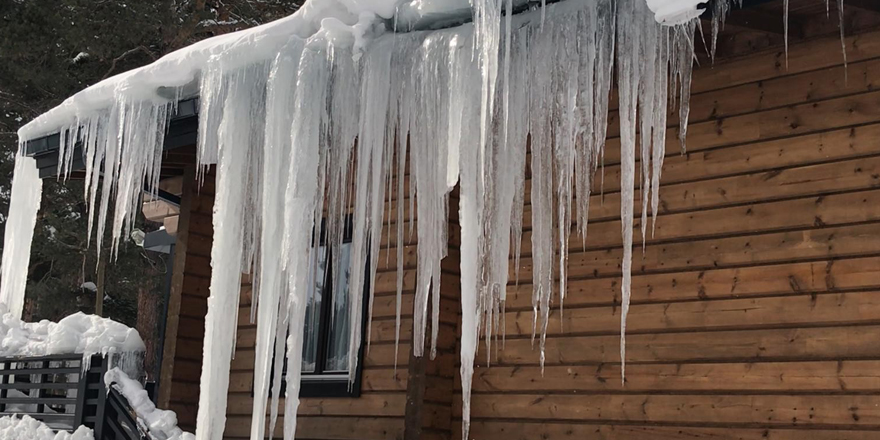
[0,0,299,326]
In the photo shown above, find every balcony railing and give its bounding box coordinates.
[0,354,144,440]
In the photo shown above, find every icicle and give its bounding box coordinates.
[393,103,407,369]
[675,21,697,153]
[195,61,268,440]
[651,27,671,234]
[709,0,730,61]
[196,63,226,171]
[638,9,659,251]
[268,286,290,436]
[784,0,790,67]
[409,32,453,359]
[458,32,482,440]
[84,114,108,248]
[249,38,303,440]
[93,101,123,263]
[528,16,555,366]
[0,154,43,319]
[470,0,502,194]
[616,0,643,385]
[109,101,172,259]
[279,36,333,440]
[838,0,847,76]
[574,1,598,244]
[507,30,529,297]
[350,40,393,380]
[553,16,578,318]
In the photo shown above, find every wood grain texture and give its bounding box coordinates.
[160,169,214,431]
[469,21,880,440]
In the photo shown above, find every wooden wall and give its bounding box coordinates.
[222,166,458,440]
[456,25,880,440]
[159,169,215,432]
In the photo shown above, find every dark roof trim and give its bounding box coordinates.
[24,98,200,179]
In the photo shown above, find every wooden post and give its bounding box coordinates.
[404,318,428,440]
[95,255,106,317]
[157,166,195,408]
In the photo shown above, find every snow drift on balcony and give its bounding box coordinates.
[104,368,195,440]
[0,303,145,377]
[0,415,94,440]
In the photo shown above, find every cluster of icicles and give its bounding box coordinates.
[3,0,850,438]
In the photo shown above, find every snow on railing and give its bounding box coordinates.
[104,368,194,440]
[0,304,145,378]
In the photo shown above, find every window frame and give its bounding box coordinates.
[264,218,370,399]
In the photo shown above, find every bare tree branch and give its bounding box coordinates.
[101,46,159,81]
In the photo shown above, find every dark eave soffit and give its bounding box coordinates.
[24,98,199,179]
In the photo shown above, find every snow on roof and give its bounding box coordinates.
[0,415,94,440]
[17,0,700,142]
[18,0,385,141]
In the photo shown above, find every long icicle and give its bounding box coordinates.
[195,62,268,440]
[0,154,43,319]
[250,38,302,440]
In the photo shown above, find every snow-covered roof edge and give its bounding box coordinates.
[17,0,701,142]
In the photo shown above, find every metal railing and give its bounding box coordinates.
[0,354,145,440]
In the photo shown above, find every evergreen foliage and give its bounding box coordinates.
[0,0,299,326]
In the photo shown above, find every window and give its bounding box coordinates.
[271,221,369,398]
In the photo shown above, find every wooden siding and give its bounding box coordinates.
[222,167,447,440]
[455,25,880,440]
[160,170,215,432]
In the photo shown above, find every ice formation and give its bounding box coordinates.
[0,304,145,377]
[0,155,43,320]
[0,415,94,440]
[104,368,195,440]
[6,0,850,439]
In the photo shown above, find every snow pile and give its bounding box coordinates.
[645,0,705,24]
[0,304,145,377]
[104,368,195,440]
[0,156,43,321]
[0,415,94,440]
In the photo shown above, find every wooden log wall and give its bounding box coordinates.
[222,159,458,440]
[159,168,216,432]
[455,24,880,440]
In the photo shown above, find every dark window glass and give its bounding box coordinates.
[267,219,367,398]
